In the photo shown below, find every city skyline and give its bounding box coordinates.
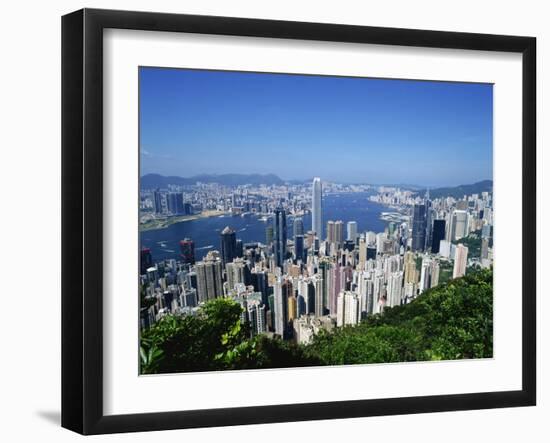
[140,67,493,187]
[140,171,492,189]
[138,66,494,374]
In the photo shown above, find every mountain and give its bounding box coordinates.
[415,180,493,199]
[141,173,284,189]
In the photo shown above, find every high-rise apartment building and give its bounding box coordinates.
[451,210,469,241]
[453,244,469,278]
[195,255,223,302]
[336,291,360,327]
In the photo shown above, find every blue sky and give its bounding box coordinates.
[140,67,493,187]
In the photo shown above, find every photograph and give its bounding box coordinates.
[138,66,494,375]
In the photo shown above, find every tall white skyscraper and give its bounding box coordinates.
[312,177,322,238]
[453,244,469,279]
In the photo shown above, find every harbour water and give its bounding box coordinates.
[140,192,392,263]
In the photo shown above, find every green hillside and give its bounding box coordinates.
[307,269,493,364]
[140,269,493,374]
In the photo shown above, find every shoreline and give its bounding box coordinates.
[139,210,230,232]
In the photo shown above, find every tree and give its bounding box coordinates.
[140,270,493,373]
[140,298,247,374]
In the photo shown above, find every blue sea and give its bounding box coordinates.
[140,192,391,263]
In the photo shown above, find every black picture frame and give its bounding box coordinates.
[61,8,536,435]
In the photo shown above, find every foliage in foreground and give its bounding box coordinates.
[307,268,493,365]
[140,269,492,374]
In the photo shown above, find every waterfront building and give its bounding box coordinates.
[153,189,164,214]
[167,192,185,215]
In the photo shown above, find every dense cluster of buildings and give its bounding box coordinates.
[140,178,493,346]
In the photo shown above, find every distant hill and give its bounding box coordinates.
[416,180,493,199]
[141,173,284,189]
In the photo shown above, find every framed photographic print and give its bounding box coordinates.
[61,8,536,435]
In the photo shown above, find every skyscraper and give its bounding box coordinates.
[347,221,358,242]
[273,277,286,337]
[153,189,164,214]
[247,301,267,336]
[431,219,446,254]
[265,225,274,246]
[358,235,367,268]
[225,258,247,291]
[403,251,417,284]
[387,271,403,307]
[195,255,223,302]
[220,226,237,266]
[334,220,344,247]
[140,248,153,275]
[294,234,305,263]
[312,177,322,238]
[326,221,335,243]
[411,203,427,251]
[336,291,360,327]
[179,238,195,265]
[419,257,440,293]
[273,207,287,268]
[167,192,185,215]
[453,244,469,279]
[293,217,304,237]
[451,210,469,241]
[424,189,433,250]
[293,217,305,263]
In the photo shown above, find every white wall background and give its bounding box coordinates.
[0,0,546,441]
